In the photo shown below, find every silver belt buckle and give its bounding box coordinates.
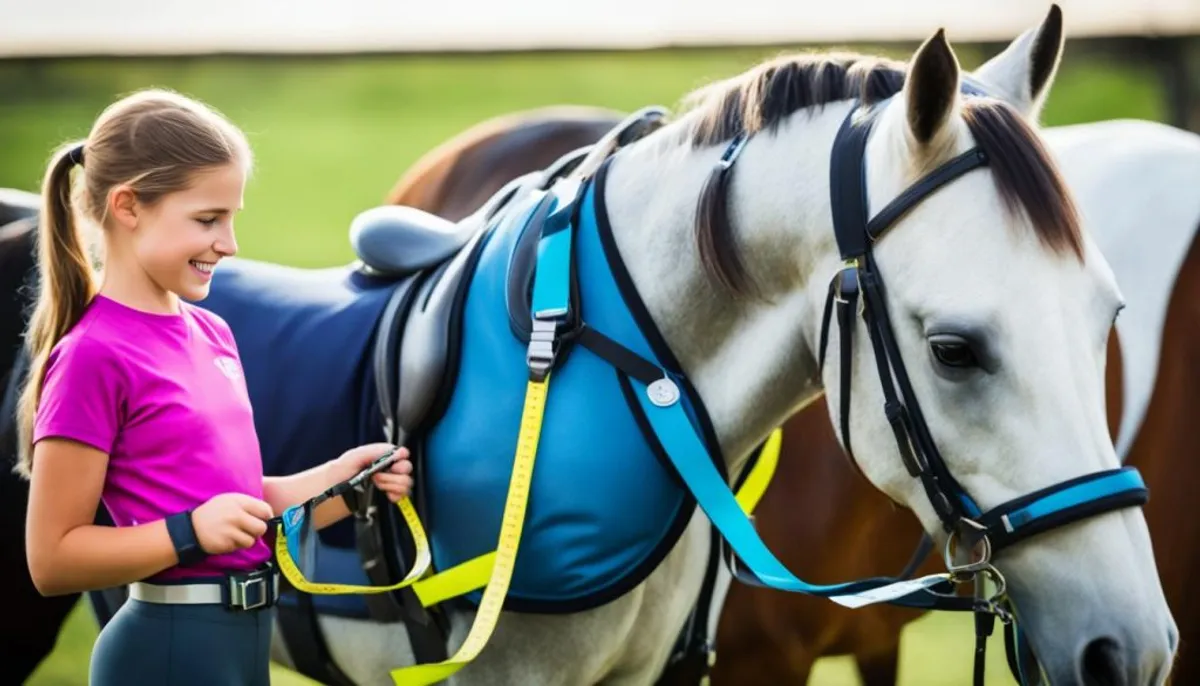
[229,575,269,611]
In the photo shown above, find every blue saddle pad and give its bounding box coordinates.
[420,163,715,613]
[196,258,399,548]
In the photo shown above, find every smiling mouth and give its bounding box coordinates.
[189,260,216,274]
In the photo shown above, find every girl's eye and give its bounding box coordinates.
[197,217,218,227]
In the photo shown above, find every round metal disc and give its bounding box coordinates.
[647,378,680,407]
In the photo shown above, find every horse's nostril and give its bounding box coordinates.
[1080,637,1125,686]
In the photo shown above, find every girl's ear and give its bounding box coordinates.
[108,185,139,231]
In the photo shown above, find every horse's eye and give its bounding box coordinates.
[929,337,979,369]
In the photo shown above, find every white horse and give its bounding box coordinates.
[271,8,1176,686]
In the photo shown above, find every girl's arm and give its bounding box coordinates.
[26,439,177,596]
[27,439,275,596]
[261,462,352,531]
[262,443,413,531]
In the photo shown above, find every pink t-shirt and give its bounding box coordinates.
[33,294,270,580]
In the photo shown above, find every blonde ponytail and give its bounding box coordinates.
[15,142,97,476]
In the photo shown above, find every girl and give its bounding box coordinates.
[16,88,413,686]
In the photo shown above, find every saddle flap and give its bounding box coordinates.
[394,227,489,439]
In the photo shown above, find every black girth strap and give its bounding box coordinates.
[275,594,357,686]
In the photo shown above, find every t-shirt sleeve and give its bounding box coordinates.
[32,336,126,454]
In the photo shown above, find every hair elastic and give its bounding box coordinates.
[67,144,86,167]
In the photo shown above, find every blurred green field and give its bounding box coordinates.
[2,45,1168,685]
[0,45,1167,268]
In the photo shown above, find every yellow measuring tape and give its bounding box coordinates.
[273,375,782,685]
[388,375,549,685]
[274,495,432,596]
[735,428,781,514]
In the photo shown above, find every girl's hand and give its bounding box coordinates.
[332,443,414,503]
[191,493,274,554]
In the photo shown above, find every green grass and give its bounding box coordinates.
[2,46,1168,685]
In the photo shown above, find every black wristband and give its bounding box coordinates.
[165,510,207,567]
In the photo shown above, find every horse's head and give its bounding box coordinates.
[810,10,1175,684]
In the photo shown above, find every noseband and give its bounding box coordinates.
[808,94,1149,683]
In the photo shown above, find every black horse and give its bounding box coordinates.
[0,190,84,684]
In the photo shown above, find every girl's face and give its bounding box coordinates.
[119,162,245,304]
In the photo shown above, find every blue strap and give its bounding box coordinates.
[983,467,1146,539]
[280,503,315,575]
[530,181,580,320]
[627,374,950,607]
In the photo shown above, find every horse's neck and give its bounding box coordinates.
[601,104,854,479]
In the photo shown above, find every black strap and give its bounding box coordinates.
[828,102,876,261]
[275,593,359,686]
[817,278,836,375]
[352,422,448,667]
[817,266,862,471]
[1004,614,1032,684]
[576,324,663,385]
[865,148,989,242]
[374,471,452,662]
[858,256,962,529]
[836,268,859,460]
[896,533,934,581]
[974,609,997,686]
[655,524,723,686]
[660,432,774,685]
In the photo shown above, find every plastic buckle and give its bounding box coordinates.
[527,317,558,382]
[715,133,748,171]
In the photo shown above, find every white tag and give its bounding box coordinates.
[827,573,950,609]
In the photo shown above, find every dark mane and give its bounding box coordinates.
[685,51,1084,298]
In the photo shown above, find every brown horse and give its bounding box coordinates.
[382,106,1200,685]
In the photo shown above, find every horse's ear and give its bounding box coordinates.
[904,28,961,148]
[971,4,1064,120]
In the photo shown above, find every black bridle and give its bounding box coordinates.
[799,95,1150,684]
